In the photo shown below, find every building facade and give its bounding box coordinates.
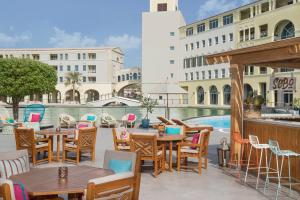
[179,0,300,108]
[0,47,141,104]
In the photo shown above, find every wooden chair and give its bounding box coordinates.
[130,133,165,177]
[157,116,175,125]
[112,128,130,151]
[85,150,141,200]
[177,129,211,175]
[172,118,213,136]
[0,179,14,200]
[15,127,52,165]
[62,127,97,164]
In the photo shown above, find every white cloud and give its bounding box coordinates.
[49,27,97,47]
[197,0,253,19]
[103,34,141,50]
[0,32,31,47]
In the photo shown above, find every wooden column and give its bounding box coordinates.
[230,64,244,151]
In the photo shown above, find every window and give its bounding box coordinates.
[229,33,233,41]
[250,66,254,75]
[192,57,196,67]
[203,56,207,66]
[202,71,205,79]
[244,66,249,75]
[50,54,58,60]
[65,54,68,60]
[209,38,212,46]
[190,72,194,81]
[83,76,86,82]
[245,29,249,41]
[83,53,86,60]
[260,24,268,38]
[215,36,219,45]
[170,73,174,78]
[170,46,175,50]
[88,77,96,83]
[75,65,79,71]
[67,65,71,71]
[59,77,63,83]
[186,28,194,36]
[223,14,233,25]
[209,19,218,29]
[88,53,96,59]
[202,40,206,47]
[196,42,200,49]
[223,85,231,105]
[126,74,129,80]
[83,65,86,71]
[260,67,267,74]
[250,27,255,40]
[133,73,138,80]
[122,75,125,81]
[197,87,205,104]
[190,43,194,50]
[261,2,270,13]
[222,69,226,78]
[210,86,218,105]
[208,70,212,79]
[77,53,81,60]
[283,90,293,107]
[59,54,63,60]
[157,3,167,11]
[170,60,175,64]
[185,44,188,51]
[59,65,63,71]
[170,32,175,36]
[222,35,226,43]
[88,65,96,73]
[197,56,202,66]
[240,30,244,42]
[32,54,40,60]
[185,73,188,81]
[240,8,251,20]
[196,72,199,80]
[186,59,190,68]
[214,69,218,78]
[197,23,205,33]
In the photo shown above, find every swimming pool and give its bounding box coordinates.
[186,115,231,129]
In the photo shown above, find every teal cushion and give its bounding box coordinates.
[87,115,96,121]
[166,127,181,135]
[109,159,132,174]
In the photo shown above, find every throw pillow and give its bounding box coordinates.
[166,127,181,135]
[14,183,29,200]
[87,115,96,121]
[0,155,30,179]
[127,114,135,121]
[191,133,200,149]
[30,113,40,122]
[108,160,132,174]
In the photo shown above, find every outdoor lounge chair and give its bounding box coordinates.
[100,113,117,128]
[23,104,45,123]
[122,113,136,128]
[59,113,77,129]
[171,118,213,135]
[157,116,175,125]
[0,106,16,135]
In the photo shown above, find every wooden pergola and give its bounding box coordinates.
[206,37,300,146]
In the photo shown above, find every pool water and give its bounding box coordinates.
[186,115,231,129]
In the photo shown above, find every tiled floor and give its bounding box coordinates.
[1,128,299,199]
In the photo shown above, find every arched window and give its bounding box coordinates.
[133,73,138,80]
[118,76,121,82]
[223,85,231,105]
[210,86,218,105]
[197,87,205,105]
[274,20,295,41]
[244,84,253,100]
[126,74,129,80]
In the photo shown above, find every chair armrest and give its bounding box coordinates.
[35,138,50,143]
[64,138,76,143]
[177,142,201,148]
[157,144,165,151]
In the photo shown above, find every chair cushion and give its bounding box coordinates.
[191,133,200,149]
[166,127,181,135]
[117,145,130,150]
[66,143,77,148]
[36,143,48,149]
[127,114,135,121]
[89,172,134,184]
[14,183,29,200]
[109,160,132,174]
[29,113,40,122]
[87,115,96,121]
[180,146,198,154]
[0,155,30,179]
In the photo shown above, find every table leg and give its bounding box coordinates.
[56,135,60,162]
[169,141,173,172]
[68,193,83,200]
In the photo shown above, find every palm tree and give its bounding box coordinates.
[64,71,82,102]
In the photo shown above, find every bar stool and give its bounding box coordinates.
[264,139,300,200]
[244,135,269,189]
[228,132,250,174]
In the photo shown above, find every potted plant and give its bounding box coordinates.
[293,98,300,115]
[141,96,158,128]
[244,94,265,118]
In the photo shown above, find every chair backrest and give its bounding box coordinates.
[130,133,157,159]
[171,118,189,127]
[249,135,259,145]
[269,139,281,154]
[0,178,15,200]
[101,113,115,122]
[81,113,97,122]
[164,125,185,135]
[0,150,29,163]
[103,150,137,173]
[157,116,174,125]
[77,127,97,149]
[14,128,35,150]
[59,113,76,125]
[23,104,45,122]
[198,129,210,156]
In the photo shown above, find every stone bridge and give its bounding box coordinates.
[86,96,141,107]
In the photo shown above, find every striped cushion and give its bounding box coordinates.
[0,155,30,179]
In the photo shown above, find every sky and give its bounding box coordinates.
[0,0,253,67]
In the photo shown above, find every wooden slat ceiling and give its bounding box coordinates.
[206,37,300,69]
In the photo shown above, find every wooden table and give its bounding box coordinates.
[157,134,186,172]
[37,129,75,162]
[10,166,114,199]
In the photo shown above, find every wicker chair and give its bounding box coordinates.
[62,127,97,164]
[177,129,211,175]
[59,113,77,129]
[122,113,136,128]
[112,128,130,151]
[100,113,117,128]
[14,128,52,165]
[23,104,45,123]
[130,133,165,177]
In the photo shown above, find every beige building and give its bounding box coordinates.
[179,0,300,108]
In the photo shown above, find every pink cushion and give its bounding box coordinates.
[14,183,29,200]
[30,113,40,122]
[78,124,89,129]
[127,114,135,121]
[191,133,200,149]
